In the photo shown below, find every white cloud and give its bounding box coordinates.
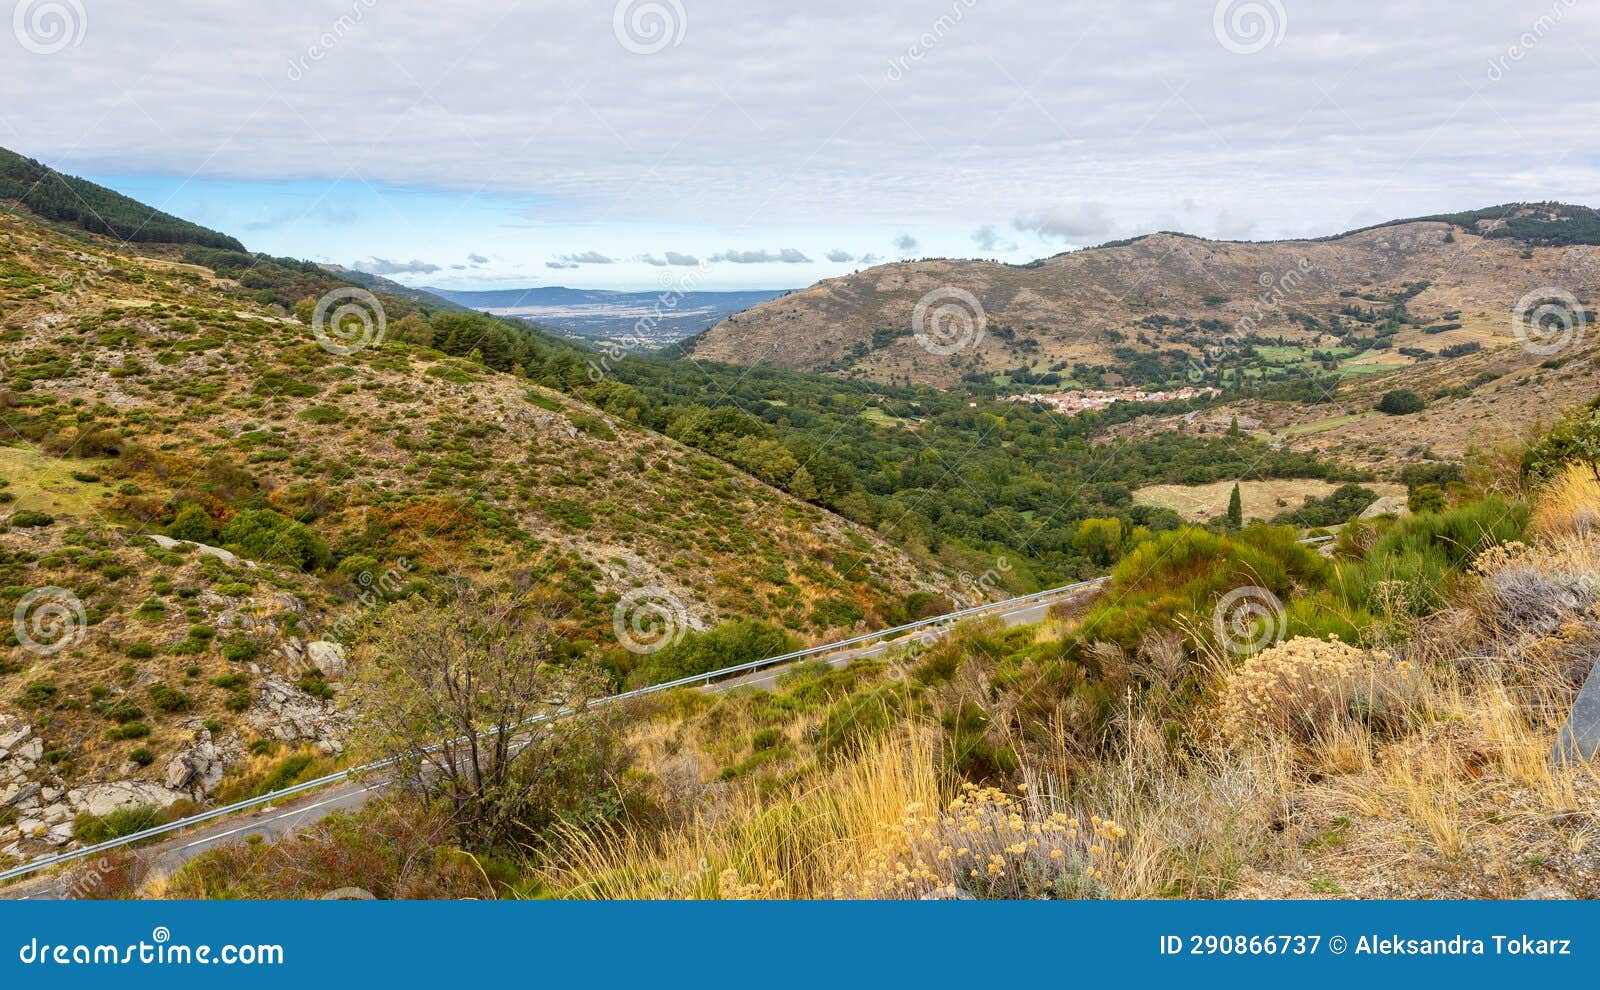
[893,233,918,252]
[1012,203,1117,243]
[10,1,1600,273]
[638,251,702,266]
[711,248,813,264]
[825,249,854,262]
[353,257,440,275]
[554,250,615,265]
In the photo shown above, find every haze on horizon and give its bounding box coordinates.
[5,0,1599,290]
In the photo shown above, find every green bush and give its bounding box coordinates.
[1522,399,1600,484]
[72,805,165,844]
[149,684,192,713]
[1331,496,1528,618]
[166,503,215,543]
[10,509,54,527]
[634,619,799,685]
[217,509,332,571]
[1376,389,1425,415]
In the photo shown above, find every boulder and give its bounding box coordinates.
[146,534,257,569]
[65,781,188,818]
[306,641,347,680]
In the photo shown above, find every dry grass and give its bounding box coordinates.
[540,475,1600,900]
[1132,479,1405,524]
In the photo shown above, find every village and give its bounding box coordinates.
[1002,385,1221,413]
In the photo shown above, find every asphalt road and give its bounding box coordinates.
[5,579,1103,900]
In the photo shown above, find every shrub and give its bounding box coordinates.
[128,747,155,766]
[72,805,165,844]
[1376,389,1425,415]
[123,641,154,659]
[166,503,216,543]
[634,619,799,685]
[217,509,332,571]
[149,684,192,713]
[1522,400,1600,485]
[10,509,54,527]
[1216,637,1395,745]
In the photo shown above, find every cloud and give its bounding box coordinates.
[711,248,813,264]
[353,257,441,275]
[467,252,489,264]
[825,249,854,263]
[893,233,918,252]
[545,260,580,269]
[857,253,882,265]
[243,203,358,232]
[14,4,1594,261]
[1012,203,1117,243]
[554,250,615,265]
[638,251,702,266]
[970,224,1017,254]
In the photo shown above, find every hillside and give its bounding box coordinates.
[0,205,952,866]
[0,148,243,251]
[690,205,1600,392]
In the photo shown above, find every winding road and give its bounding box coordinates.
[3,579,1106,899]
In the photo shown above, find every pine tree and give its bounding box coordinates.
[1227,482,1243,528]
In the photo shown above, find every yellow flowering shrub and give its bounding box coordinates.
[1216,636,1395,745]
[836,783,1128,900]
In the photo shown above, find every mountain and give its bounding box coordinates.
[428,285,792,349]
[0,147,244,251]
[0,183,953,864]
[690,204,1600,389]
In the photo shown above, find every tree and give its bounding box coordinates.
[1522,400,1600,483]
[1377,389,1425,415]
[1226,483,1243,528]
[351,590,626,849]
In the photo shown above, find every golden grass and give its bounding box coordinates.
[543,482,1600,900]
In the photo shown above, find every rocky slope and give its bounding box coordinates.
[691,205,1600,388]
[0,202,955,866]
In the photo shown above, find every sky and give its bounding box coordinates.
[4,0,1600,290]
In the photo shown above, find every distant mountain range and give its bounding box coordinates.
[690,202,1600,387]
[425,285,793,349]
